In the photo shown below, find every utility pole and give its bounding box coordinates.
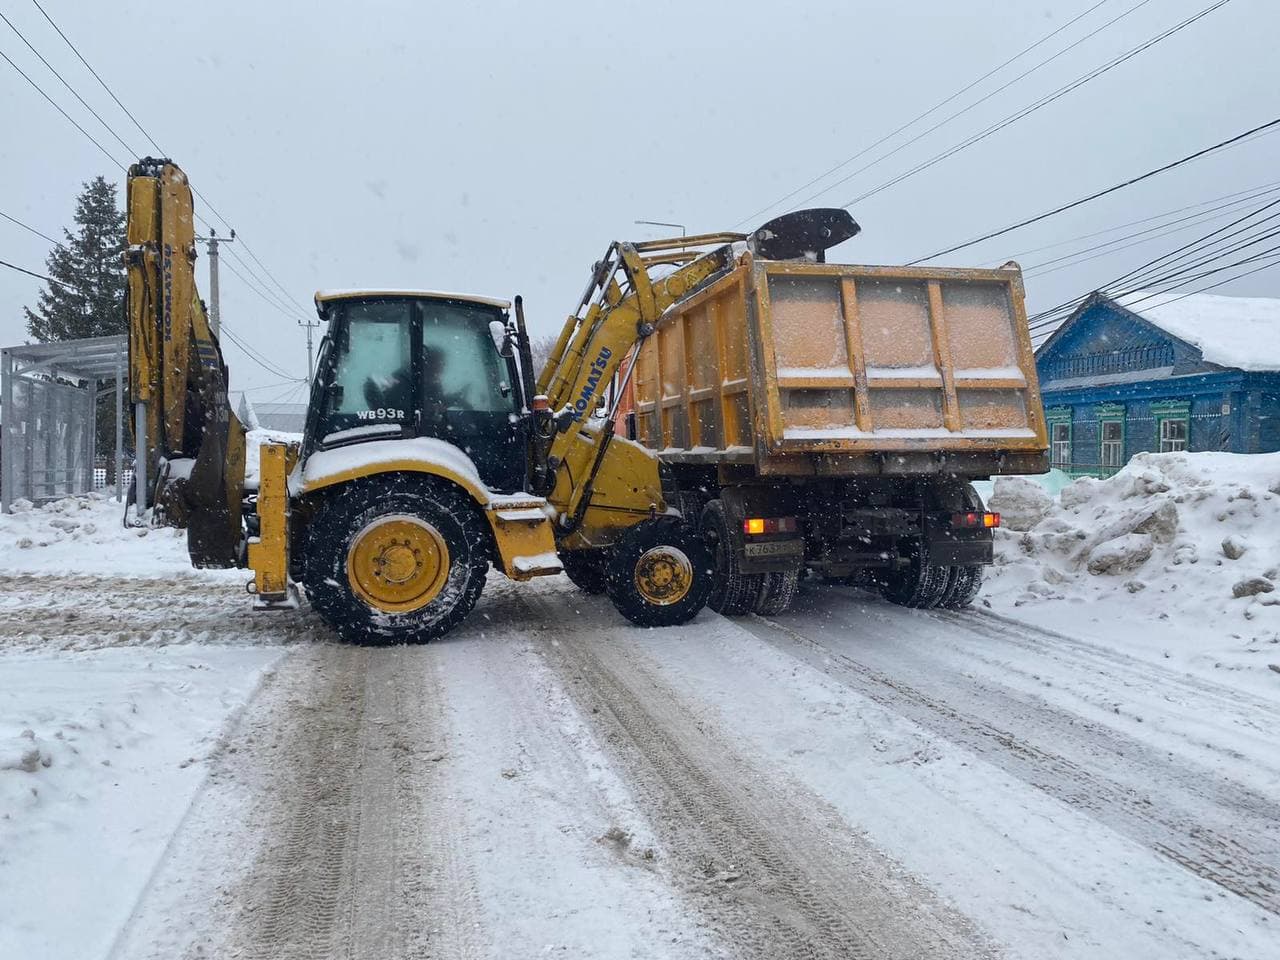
[198,228,235,338]
[302,319,316,381]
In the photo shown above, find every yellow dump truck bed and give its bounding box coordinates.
[629,251,1049,477]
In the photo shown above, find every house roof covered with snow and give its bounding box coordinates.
[1112,290,1280,372]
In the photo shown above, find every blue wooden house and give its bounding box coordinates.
[1033,290,1280,476]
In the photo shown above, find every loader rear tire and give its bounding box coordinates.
[606,518,713,628]
[560,549,609,594]
[302,476,488,644]
[753,568,800,616]
[700,500,763,616]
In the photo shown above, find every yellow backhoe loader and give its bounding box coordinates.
[127,159,737,642]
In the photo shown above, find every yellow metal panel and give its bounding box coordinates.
[926,281,962,433]
[247,442,290,600]
[839,278,872,432]
[490,511,559,581]
[159,167,196,449]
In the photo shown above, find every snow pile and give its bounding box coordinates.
[0,493,213,577]
[0,645,283,958]
[985,452,1280,682]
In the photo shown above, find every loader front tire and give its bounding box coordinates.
[700,500,763,616]
[302,476,488,644]
[606,518,712,628]
[560,549,609,594]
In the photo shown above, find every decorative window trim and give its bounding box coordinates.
[1152,399,1191,453]
[1097,403,1125,470]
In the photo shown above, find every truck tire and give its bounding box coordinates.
[302,475,488,644]
[876,546,950,610]
[937,483,988,609]
[560,549,609,594]
[938,564,983,609]
[606,518,713,628]
[754,569,799,616]
[700,500,763,616]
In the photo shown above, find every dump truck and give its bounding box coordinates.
[615,209,1049,615]
[127,159,1044,642]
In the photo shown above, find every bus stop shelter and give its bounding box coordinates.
[1,335,127,512]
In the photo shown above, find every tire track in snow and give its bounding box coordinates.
[522,592,997,960]
[745,604,1280,917]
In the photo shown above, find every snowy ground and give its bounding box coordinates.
[2,459,1278,960]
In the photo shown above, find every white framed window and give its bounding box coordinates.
[1159,416,1188,452]
[1051,421,1071,468]
[1100,419,1124,467]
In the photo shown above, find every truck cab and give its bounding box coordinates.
[305,290,527,493]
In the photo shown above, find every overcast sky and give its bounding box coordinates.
[2,0,1278,396]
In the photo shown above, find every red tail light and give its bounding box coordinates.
[743,517,798,535]
[952,511,1000,529]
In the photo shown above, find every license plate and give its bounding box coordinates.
[743,539,803,559]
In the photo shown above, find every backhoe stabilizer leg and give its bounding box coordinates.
[246,442,294,609]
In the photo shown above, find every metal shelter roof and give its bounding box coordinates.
[1,335,127,382]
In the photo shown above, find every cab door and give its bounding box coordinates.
[414,299,525,493]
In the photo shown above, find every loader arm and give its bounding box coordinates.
[125,158,246,566]
[534,232,744,535]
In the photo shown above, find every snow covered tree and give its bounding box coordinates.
[23,176,126,342]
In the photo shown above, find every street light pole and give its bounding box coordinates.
[634,219,686,236]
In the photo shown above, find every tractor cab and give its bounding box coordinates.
[305,290,527,492]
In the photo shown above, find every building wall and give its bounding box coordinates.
[1035,299,1280,475]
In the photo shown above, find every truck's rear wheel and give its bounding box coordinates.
[700,500,763,615]
[938,564,983,609]
[876,546,950,610]
[560,549,609,594]
[753,569,800,616]
[606,518,713,628]
[302,476,488,644]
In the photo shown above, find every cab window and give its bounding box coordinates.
[317,300,413,442]
[420,301,513,414]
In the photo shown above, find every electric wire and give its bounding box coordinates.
[0,256,71,288]
[0,10,139,158]
[1026,193,1280,327]
[910,115,1280,264]
[782,0,1165,217]
[0,209,61,246]
[987,178,1280,265]
[29,0,164,154]
[844,0,1233,213]
[0,45,125,171]
[731,0,1117,228]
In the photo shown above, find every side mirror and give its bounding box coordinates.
[489,319,514,358]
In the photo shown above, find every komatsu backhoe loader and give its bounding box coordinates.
[127,158,745,642]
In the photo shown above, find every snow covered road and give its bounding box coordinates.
[3,568,1278,959]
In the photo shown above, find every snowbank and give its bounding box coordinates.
[0,645,283,958]
[0,493,228,578]
[984,452,1280,689]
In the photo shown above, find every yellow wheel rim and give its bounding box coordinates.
[633,546,693,606]
[346,515,450,614]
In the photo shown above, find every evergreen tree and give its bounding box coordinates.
[23,176,126,341]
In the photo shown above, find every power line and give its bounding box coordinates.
[988,178,1280,264]
[732,0,1117,228]
[0,209,61,246]
[781,0,1159,218]
[843,0,1232,213]
[1020,187,1280,277]
[0,10,138,158]
[22,1,311,330]
[219,255,312,324]
[219,323,300,380]
[910,115,1280,264]
[0,256,71,288]
[220,245,309,320]
[29,0,164,154]
[0,45,125,170]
